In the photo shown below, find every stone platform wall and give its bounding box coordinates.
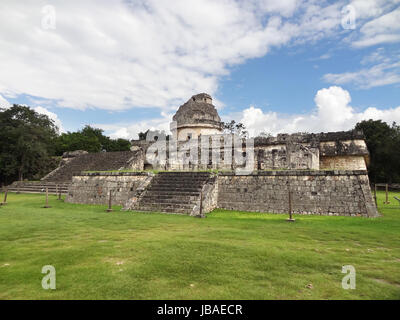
[65,172,150,205]
[42,150,144,182]
[217,170,378,217]
[320,155,366,170]
[65,170,379,217]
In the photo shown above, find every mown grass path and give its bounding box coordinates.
[0,191,399,299]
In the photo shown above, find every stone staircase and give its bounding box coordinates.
[5,151,140,195]
[42,151,136,182]
[5,181,71,195]
[133,172,212,215]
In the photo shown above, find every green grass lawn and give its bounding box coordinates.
[0,191,399,300]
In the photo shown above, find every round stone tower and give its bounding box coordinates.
[171,93,223,141]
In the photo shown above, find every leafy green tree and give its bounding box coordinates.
[0,105,132,185]
[54,125,131,155]
[138,130,149,140]
[106,138,132,152]
[54,130,101,154]
[258,132,272,138]
[0,105,58,184]
[355,120,400,183]
[223,120,248,137]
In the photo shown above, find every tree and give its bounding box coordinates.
[54,128,102,154]
[355,119,400,183]
[106,138,132,152]
[258,132,273,138]
[223,120,248,137]
[53,125,131,155]
[138,130,149,140]
[0,105,58,184]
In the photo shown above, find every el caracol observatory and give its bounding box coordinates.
[9,92,378,218]
[171,93,223,141]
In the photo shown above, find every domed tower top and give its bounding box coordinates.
[171,93,223,141]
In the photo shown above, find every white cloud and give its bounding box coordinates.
[353,33,400,48]
[350,5,400,47]
[323,48,400,88]
[98,85,400,139]
[323,62,400,88]
[349,0,399,20]
[255,0,302,18]
[34,106,64,133]
[0,0,285,111]
[0,94,64,132]
[0,0,350,112]
[240,86,400,136]
[314,86,355,126]
[0,0,398,118]
[109,127,130,140]
[360,47,389,64]
[318,53,331,60]
[0,94,11,109]
[94,112,172,140]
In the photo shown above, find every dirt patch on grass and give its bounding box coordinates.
[373,278,400,288]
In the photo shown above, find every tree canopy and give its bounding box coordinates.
[0,105,132,185]
[53,125,131,155]
[223,120,248,137]
[2,104,399,185]
[355,119,400,183]
[0,105,58,184]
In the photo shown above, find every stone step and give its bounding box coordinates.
[150,181,207,186]
[6,188,68,194]
[140,197,199,205]
[150,178,207,183]
[13,182,70,185]
[134,207,190,214]
[134,205,193,214]
[158,172,211,175]
[8,185,68,189]
[8,184,68,188]
[150,181,208,187]
[154,179,209,183]
[140,194,199,201]
[8,185,69,190]
[146,188,202,194]
[151,179,209,185]
[42,151,136,182]
[10,182,70,186]
[155,180,209,183]
[143,190,201,196]
[148,185,202,193]
[158,174,209,176]
[130,172,212,215]
[155,175,210,179]
[138,201,196,208]
[156,173,210,177]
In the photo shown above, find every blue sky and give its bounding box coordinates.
[0,0,399,138]
[218,42,400,113]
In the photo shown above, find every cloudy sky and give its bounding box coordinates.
[0,0,399,138]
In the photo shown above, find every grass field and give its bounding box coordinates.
[0,191,399,300]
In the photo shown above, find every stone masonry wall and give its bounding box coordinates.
[217,170,378,217]
[65,170,379,217]
[198,174,218,215]
[65,172,150,205]
[320,155,366,170]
